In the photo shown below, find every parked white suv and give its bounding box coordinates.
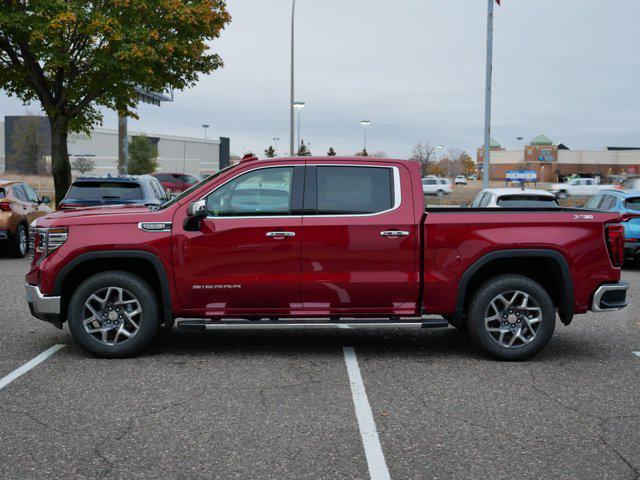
[470,188,559,208]
[422,177,452,197]
[549,178,616,198]
[454,175,467,185]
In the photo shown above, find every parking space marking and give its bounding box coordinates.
[633,351,640,357]
[0,344,66,391]
[343,346,391,480]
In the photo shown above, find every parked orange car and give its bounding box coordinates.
[0,180,52,258]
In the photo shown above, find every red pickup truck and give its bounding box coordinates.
[25,157,628,360]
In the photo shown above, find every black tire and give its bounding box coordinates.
[67,271,160,358]
[556,190,568,199]
[466,274,555,361]
[436,189,445,197]
[9,223,28,258]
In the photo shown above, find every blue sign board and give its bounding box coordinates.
[506,170,537,181]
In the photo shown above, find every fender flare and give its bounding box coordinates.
[454,249,574,325]
[54,250,173,323]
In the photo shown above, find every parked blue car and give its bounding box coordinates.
[586,189,640,262]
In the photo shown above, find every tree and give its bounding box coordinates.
[410,142,436,176]
[369,151,388,158]
[264,145,276,158]
[458,151,476,176]
[327,147,336,156]
[297,139,311,156]
[6,116,48,174]
[71,156,95,175]
[0,2,231,203]
[128,136,157,175]
[355,148,368,157]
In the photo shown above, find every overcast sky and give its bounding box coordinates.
[1,0,638,159]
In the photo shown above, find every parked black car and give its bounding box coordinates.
[58,175,169,210]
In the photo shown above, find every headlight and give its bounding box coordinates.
[31,227,68,262]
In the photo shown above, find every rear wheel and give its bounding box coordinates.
[466,274,555,360]
[436,189,445,197]
[9,224,27,258]
[556,190,568,199]
[67,271,160,358]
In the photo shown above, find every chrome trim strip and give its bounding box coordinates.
[200,163,403,220]
[177,321,424,330]
[25,284,61,315]
[591,282,628,312]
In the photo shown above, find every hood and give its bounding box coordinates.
[35,204,169,227]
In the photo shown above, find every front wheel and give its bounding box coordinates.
[67,271,160,358]
[436,189,445,197]
[556,190,568,199]
[466,274,555,360]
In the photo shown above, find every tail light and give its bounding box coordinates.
[606,224,624,267]
[0,202,11,212]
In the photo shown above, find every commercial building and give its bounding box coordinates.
[477,135,640,182]
[1,115,230,176]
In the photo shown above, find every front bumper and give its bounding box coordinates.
[25,284,62,328]
[591,282,628,312]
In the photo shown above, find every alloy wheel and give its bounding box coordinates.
[83,287,142,346]
[484,290,542,348]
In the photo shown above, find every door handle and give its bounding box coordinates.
[380,230,410,237]
[266,231,296,238]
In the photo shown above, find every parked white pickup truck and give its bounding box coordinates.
[549,178,617,198]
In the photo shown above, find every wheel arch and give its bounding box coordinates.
[54,250,173,325]
[454,249,574,326]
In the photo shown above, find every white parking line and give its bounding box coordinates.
[633,351,640,357]
[0,344,66,391]
[343,346,391,480]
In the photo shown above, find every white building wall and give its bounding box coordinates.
[67,127,220,176]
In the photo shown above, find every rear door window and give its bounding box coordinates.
[479,193,493,207]
[67,182,144,201]
[471,192,487,207]
[314,166,394,215]
[598,195,616,211]
[585,196,603,209]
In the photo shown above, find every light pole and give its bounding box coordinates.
[293,101,306,153]
[360,120,371,153]
[273,137,280,157]
[482,0,495,188]
[202,124,210,139]
[290,0,296,156]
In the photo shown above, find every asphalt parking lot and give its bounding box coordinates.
[1,257,639,480]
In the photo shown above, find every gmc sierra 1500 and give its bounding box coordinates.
[25,157,628,359]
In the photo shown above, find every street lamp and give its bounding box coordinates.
[290,0,297,155]
[293,101,306,152]
[360,121,371,153]
[202,124,210,139]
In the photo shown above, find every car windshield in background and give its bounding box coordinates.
[67,182,143,201]
[0,188,5,199]
[159,166,235,210]
[496,195,559,208]
[625,197,640,212]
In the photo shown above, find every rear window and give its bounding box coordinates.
[316,166,394,215]
[154,173,180,182]
[67,182,144,201]
[496,195,559,208]
[625,197,640,212]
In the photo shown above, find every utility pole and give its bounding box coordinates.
[290,0,296,156]
[482,0,495,188]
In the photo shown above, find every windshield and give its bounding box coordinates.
[158,165,236,210]
[67,182,143,201]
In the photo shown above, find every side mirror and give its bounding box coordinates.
[460,202,469,208]
[184,199,207,231]
[40,196,51,205]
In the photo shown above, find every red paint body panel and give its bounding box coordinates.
[27,156,623,323]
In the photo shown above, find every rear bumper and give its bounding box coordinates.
[591,282,628,312]
[25,284,62,328]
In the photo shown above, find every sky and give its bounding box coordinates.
[1,0,639,159]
